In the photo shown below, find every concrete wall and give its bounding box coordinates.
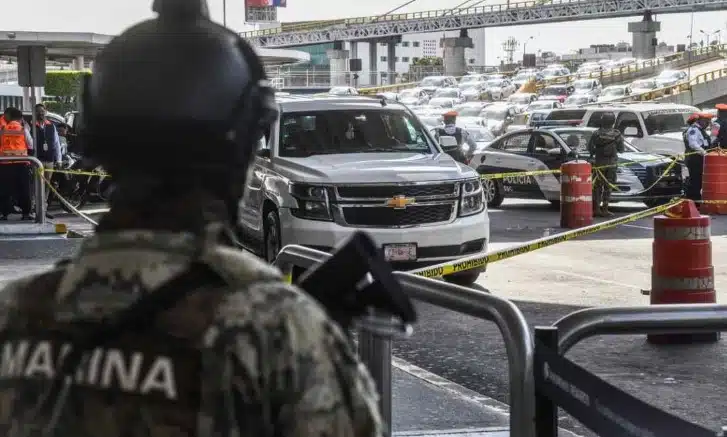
[657,75,727,106]
[598,50,723,86]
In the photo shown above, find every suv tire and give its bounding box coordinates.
[263,210,282,264]
[444,270,481,286]
[483,178,505,207]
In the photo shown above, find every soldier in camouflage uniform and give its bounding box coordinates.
[0,1,383,437]
[588,112,624,217]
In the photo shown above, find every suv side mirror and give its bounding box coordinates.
[256,148,271,159]
[623,127,639,136]
[439,136,458,148]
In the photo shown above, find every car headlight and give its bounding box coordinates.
[289,184,333,221]
[616,166,636,177]
[459,179,485,216]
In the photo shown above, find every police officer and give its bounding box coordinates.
[713,103,727,148]
[0,1,383,436]
[0,107,33,220]
[434,110,478,164]
[588,112,624,217]
[683,112,713,201]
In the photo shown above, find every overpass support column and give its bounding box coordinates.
[628,11,660,60]
[387,42,396,84]
[440,29,473,77]
[368,41,378,86]
[73,55,85,70]
[326,41,349,87]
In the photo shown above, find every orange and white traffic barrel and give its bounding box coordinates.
[648,200,719,344]
[701,149,727,215]
[560,161,593,229]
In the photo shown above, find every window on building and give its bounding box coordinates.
[402,41,410,47]
[413,57,420,63]
[380,42,387,46]
[394,57,399,62]
[380,56,387,62]
[402,57,410,62]
[413,41,420,47]
[469,58,475,64]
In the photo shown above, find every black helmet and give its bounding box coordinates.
[81,0,277,181]
[599,112,615,129]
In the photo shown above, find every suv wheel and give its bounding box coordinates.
[483,178,505,207]
[263,210,282,264]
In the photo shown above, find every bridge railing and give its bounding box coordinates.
[273,244,536,437]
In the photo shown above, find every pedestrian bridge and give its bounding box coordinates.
[242,0,727,48]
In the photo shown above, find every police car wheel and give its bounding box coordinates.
[483,179,505,207]
[263,210,282,264]
[444,271,481,286]
[548,200,560,209]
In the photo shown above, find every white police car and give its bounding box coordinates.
[474,120,683,208]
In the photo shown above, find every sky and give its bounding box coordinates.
[3,0,727,64]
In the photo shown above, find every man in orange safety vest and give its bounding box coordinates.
[0,107,33,220]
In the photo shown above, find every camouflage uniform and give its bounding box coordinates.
[0,224,383,437]
[588,128,625,216]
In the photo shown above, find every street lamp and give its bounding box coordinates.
[223,0,227,26]
[523,36,534,56]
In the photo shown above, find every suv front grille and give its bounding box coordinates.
[336,184,457,199]
[341,204,454,227]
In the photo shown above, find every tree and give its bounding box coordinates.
[42,70,92,114]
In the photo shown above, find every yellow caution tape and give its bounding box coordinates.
[408,199,684,279]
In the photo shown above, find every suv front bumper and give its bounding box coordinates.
[279,208,490,272]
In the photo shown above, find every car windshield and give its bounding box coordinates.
[542,87,566,96]
[632,80,656,89]
[464,127,495,142]
[461,82,483,90]
[460,76,479,83]
[602,87,625,96]
[528,101,554,110]
[509,94,532,104]
[456,106,485,116]
[555,130,639,154]
[642,111,693,135]
[573,80,593,89]
[514,73,534,80]
[485,79,504,87]
[565,96,588,104]
[434,89,458,97]
[421,77,445,86]
[657,71,679,79]
[541,69,559,76]
[399,89,419,98]
[482,108,507,120]
[279,110,434,157]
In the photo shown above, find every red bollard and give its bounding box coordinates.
[560,161,593,229]
[701,150,727,215]
[648,200,720,344]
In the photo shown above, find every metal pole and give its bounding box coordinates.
[223,0,227,26]
[534,327,559,437]
[357,326,393,436]
[688,8,695,105]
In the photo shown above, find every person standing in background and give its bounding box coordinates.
[683,112,713,202]
[0,108,33,220]
[34,104,62,211]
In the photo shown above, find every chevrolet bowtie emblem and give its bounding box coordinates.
[386,195,415,209]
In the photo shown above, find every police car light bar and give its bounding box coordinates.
[531,120,583,127]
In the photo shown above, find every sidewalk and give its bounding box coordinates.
[392,359,581,437]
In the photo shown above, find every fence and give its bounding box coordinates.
[275,242,727,437]
[0,156,46,224]
[273,244,536,437]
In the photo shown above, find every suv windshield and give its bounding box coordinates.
[434,89,458,97]
[421,77,445,86]
[542,87,566,96]
[279,110,434,157]
[642,111,692,135]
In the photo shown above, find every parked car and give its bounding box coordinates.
[654,70,688,88]
[484,78,516,100]
[597,85,632,102]
[538,85,574,103]
[429,88,465,107]
[571,78,602,97]
[527,100,563,112]
[398,87,430,106]
[507,93,538,112]
[460,81,489,101]
[630,79,661,96]
[563,94,597,106]
[419,75,458,96]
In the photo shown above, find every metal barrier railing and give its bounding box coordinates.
[535,304,727,436]
[274,244,535,437]
[0,156,45,224]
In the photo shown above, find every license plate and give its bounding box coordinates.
[383,243,417,262]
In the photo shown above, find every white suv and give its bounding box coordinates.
[238,95,490,285]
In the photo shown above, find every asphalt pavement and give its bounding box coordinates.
[2,199,726,437]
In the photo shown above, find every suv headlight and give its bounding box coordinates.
[289,184,333,221]
[459,179,485,216]
[616,166,636,177]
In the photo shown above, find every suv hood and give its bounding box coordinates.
[649,132,684,141]
[277,152,475,184]
[619,151,672,166]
